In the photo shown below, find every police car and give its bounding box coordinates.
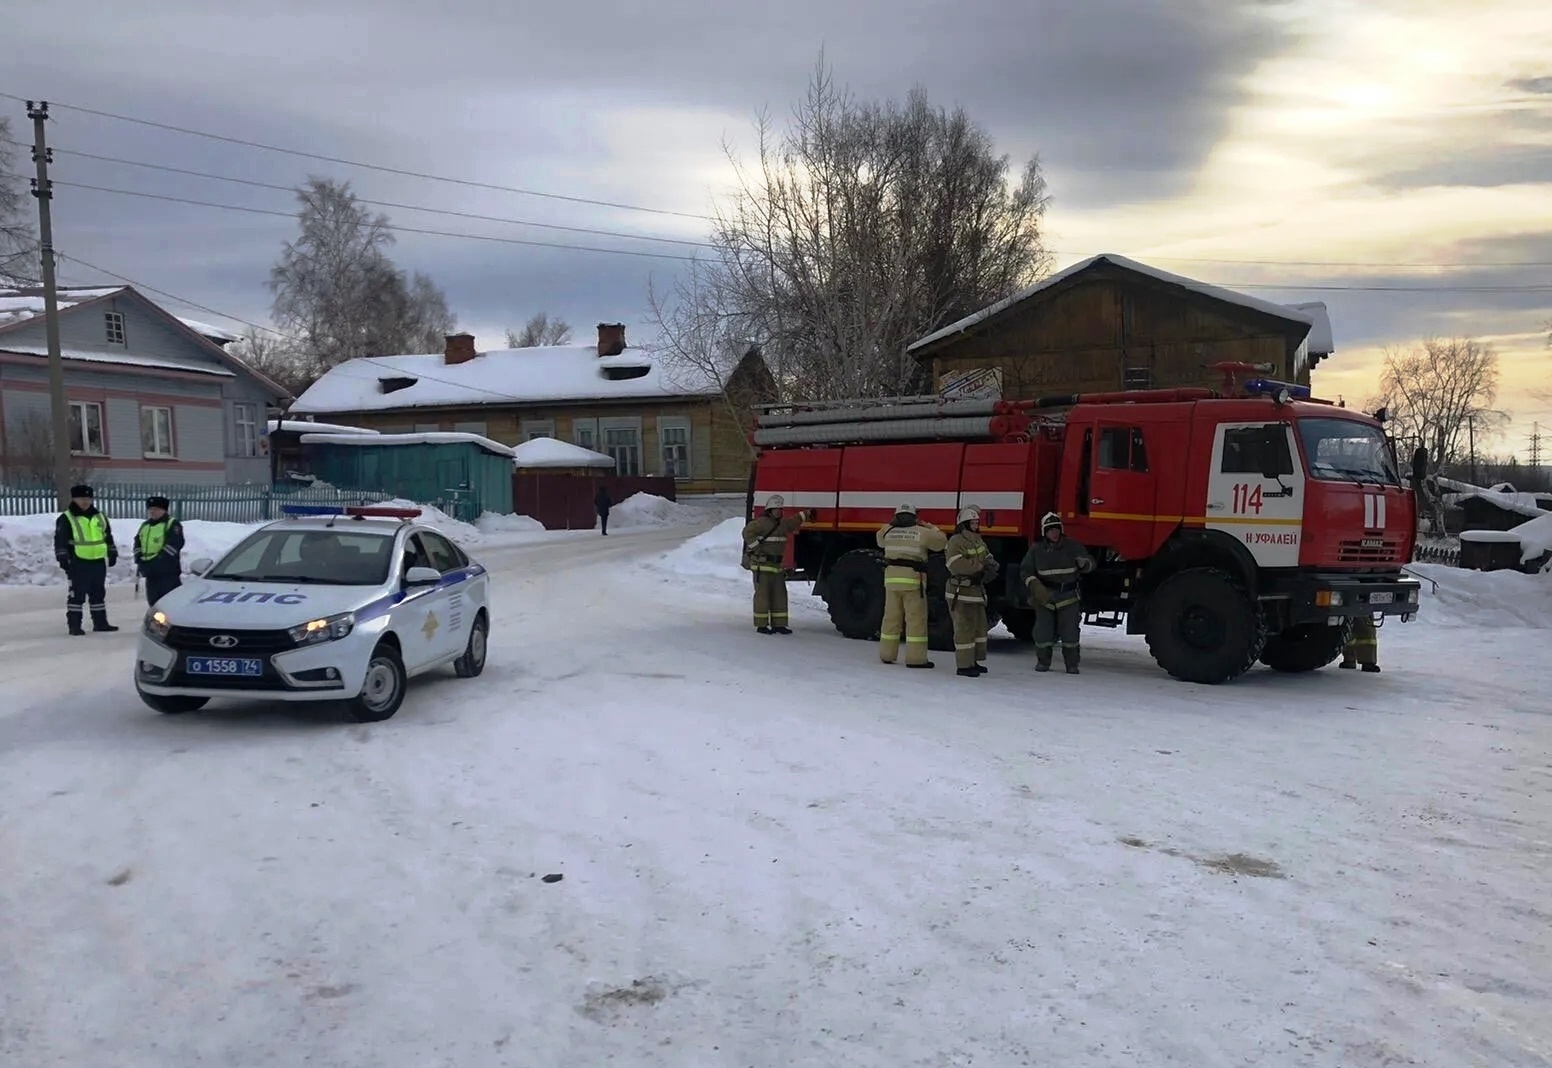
[134,505,490,722]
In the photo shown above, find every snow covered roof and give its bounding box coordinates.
[0,343,235,377]
[1287,301,1334,354]
[512,436,616,469]
[267,418,379,436]
[907,253,1318,354]
[1435,475,1552,520]
[299,430,516,458]
[0,287,122,329]
[289,343,720,415]
[177,316,242,344]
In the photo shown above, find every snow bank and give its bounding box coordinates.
[644,516,748,583]
[1510,512,1552,565]
[1410,562,1552,628]
[474,512,545,537]
[0,514,256,587]
[607,492,697,530]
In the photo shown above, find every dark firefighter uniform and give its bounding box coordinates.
[54,483,119,635]
[135,495,186,606]
[945,506,999,677]
[1340,616,1380,673]
[741,495,811,634]
[876,503,947,668]
[1019,511,1093,673]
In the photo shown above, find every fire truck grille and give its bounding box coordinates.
[1338,538,1401,564]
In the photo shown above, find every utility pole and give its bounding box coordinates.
[1468,413,1478,485]
[1528,422,1543,470]
[28,100,72,509]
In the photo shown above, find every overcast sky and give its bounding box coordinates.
[3,0,1550,450]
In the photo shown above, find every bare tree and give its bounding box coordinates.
[1371,337,1509,468]
[654,54,1051,402]
[268,177,456,377]
[227,327,317,397]
[505,312,572,348]
[2,411,95,486]
[0,117,39,286]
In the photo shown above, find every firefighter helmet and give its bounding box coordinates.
[764,494,784,510]
[957,506,980,526]
[1040,511,1063,533]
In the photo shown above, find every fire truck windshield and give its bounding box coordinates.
[1296,417,1401,486]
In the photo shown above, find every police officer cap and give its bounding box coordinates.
[895,502,917,516]
[147,495,170,509]
[70,483,93,498]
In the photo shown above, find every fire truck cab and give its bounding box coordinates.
[749,372,1423,684]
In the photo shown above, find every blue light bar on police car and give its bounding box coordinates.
[344,506,423,519]
[280,504,346,517]
[1243,378,1311,400]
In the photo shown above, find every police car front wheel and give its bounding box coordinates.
[344,643,407,723]
[454,611,488,678]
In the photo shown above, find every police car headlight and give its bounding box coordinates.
[144,609,171,640]
[289,612,355,645]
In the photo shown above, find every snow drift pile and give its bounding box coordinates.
[645,516,749,583]
[606,493,697,530]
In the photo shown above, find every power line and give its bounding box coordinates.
[0,139,716,249]
[52,180,706,262]
[0,89,713,221]
[54,252,291,340]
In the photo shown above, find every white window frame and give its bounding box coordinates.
[141,404,176,458]
[104,311,126,346]
[600,416,642,476]
[233,402,258,457]
[68,400,107,456]
[658,416,691,479]
[520,419,555,441]
[571,417,599,451]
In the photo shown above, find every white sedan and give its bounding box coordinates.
[134,506,491,722]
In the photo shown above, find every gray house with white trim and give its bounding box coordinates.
[0,285,288,486]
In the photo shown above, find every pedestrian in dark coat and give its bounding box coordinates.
[595,483,612,536]
[135,495,186,606]
[53,483,119,635]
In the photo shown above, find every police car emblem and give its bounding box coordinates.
[209,634,238,649]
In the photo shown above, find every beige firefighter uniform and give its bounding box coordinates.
[876,505,947,667]
[742,498,811,633]
[945,508,999,676]
[1340,615,1380,672]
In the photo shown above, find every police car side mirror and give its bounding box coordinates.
[405,566,442,587]
[189,557,214,576]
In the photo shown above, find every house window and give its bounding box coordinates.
[1222,425,1294,476]
[413,423,440,433]
[1098,426,1149,473]
[234,403,258,457]
[603,425,642,475]
[104,311,126,345]
[1123,366,1153,390]
[454,421,488,437]
[572,418,598,451]
[68,401,106,455]
[659,418,691,479]
[521,420,555,441]
[141,405,175,458]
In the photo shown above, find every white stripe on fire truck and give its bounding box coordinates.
[775,491,1029,511]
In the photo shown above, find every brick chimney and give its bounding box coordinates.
[443,333,477,365]
[596,322,626,357]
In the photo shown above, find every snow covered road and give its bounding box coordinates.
[2,521,1549,1067]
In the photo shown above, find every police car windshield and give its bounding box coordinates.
[208,528,396,585]
[1296,417,1402,486]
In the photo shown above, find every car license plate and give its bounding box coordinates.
[185,656,264,677]
[1368,592,1394,605]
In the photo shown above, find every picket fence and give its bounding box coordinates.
[0,482,390,524]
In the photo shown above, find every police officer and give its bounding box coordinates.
[1019,511,1093,673]
[876,503,947,668]
[945,505,999,677]
[741,495,812,634]
[135,494,186,606]
[1340,616,1381,673]
[53,483,119,635]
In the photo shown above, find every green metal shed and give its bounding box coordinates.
[298,431,514,522]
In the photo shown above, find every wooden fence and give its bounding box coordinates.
[512,473,677,530]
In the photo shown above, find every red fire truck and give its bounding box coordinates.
[747,364,1422,684]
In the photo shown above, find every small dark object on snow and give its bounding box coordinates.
[106,868,133,886]
[542,873,564,883]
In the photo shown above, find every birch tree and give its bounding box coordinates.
[652,55,1051,402]
[0,117,39,286]
[506,312,572,347]
[1372,337,1509,467]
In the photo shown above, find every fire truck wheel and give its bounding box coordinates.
[1144,566,1266,684]
[1257,623,1350,673]
[824,549,885,641]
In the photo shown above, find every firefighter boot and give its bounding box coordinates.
[956,666,978,678]
[1362,663,1381,674]
[1339,659,1356,669]
[1063,649,1080,675]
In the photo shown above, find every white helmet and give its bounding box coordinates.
[764,494,784,510]
[1040,511,1063,533]
[895,502,917,516]
[957,506,980,525]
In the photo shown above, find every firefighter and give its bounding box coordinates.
[1019,511,1093,673]
[135,495,186,606]
[53,483,119,635]
[741,495,812,634]
[876,502,948,668]
[1340,616,1381,673]
[945,505,999,677]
